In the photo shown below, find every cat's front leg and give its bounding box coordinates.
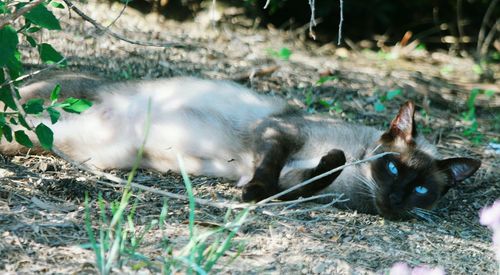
[278,149,346,200]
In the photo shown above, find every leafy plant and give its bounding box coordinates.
[373,89,402,112]
[461,88,494,144]
[315,75,338,86]
[84,168,248,274]
[170,156,249,273]
[303,76,343,114]
[416,109,432,135]
[83,103,248,274]
[267,47,292,60]
[0,0,72,150]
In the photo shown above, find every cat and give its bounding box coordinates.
[0,73,481,219]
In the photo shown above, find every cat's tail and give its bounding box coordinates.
[0,71,107,156]
[18,72,108,103]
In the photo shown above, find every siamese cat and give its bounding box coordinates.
[0,73,481,219]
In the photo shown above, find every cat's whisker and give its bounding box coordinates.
[409,208,440,223]
[350,177,378,199]
[353,174,378,195]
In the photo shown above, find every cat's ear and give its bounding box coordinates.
[438,157,481,184]
[381,101,417,144]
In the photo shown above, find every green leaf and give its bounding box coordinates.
[277,47,292,60]
[0,2,8,14]
[50,84,61,102]
[38,43,66,65]
[35,123,53,150]
[24,4,61,30]
[18,114,31,130]
[47,107,60,124]
[50,1,65,9]
[26,27,41,33]
[386,89,402,100]
[0,113,5,126]
[374,101,386,112]
[2,125,12,142]
[18,21,32,33]
[25,35,38,47]
[0,87,18,110]
[15,130,33,148]
[0,25,19,67]
[316,76,338,86]
[9,117,17,125]
[23,98,45,114]
[61,97,92,113]
[6,50,23,78]
[267,47,292,61]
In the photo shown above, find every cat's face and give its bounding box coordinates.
[369,102,481,219]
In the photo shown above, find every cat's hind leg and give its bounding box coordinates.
[241,115,304,202]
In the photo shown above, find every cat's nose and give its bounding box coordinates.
[389,193,403,207]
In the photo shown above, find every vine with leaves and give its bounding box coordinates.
[0,0,91,151]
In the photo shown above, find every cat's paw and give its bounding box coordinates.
[241,180,269,202]
[315,149,346,174]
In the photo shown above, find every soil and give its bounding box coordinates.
[1,0,499,274]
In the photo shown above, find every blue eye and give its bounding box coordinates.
[387,161,398,175]
[415,186,428,195]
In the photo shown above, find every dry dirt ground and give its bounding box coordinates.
[1,0,499,274]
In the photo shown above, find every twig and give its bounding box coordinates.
[61,0,189,49]
[308,0,317,39]
[263,0,271,9]
[50,148,393,212]
[279,196,343,215]
[0,0,44,30]
[337,0,344,45]
[2,68,34,128]
[0,58,67,89]
[104,0,129,29]
[456,0,464,49]
[229,65,279,81]
[476,0,499,57]
[262,193,346,207]
[256,151,399,205]
[480,18,500,57]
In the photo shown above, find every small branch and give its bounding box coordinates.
[0,0,45,30]
[256,151,398,205]
[476,0,499,57]
[308,0,317,39]
[263,193,347,207]
[456,0,464,49]
[263,0,271,9]
[229,65,279,82]
[480,18,499,57]
[2,68,34,128]
[61,0,190,49]
[49,148,396,212]
[337,0,344,45]
[0,58,67,90]
[104,0,129,29]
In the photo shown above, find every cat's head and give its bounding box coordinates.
[369,101,481,219]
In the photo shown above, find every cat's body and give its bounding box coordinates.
[0,73,481,219]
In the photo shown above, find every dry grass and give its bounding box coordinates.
[1,0,499,273]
